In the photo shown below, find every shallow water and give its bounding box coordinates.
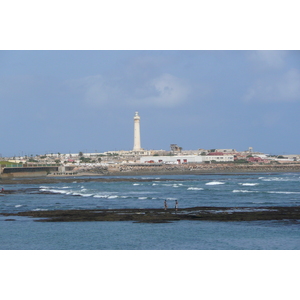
[1,172,300,249]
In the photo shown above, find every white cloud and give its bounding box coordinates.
[66,73,191,108]
[243,68,300,102]
[248,50,286,69]
[130,73,191,107]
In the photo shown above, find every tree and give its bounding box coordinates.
[79,151,83,157]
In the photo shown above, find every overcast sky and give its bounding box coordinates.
[0,50,300,157]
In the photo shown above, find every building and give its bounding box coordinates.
[140,155,204,164]
[203,155,234,163]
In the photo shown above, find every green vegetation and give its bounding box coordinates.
[80,157,92,163]
[28,158,38,163]
[233,159,249,164]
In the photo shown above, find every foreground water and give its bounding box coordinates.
[1,172,300,249]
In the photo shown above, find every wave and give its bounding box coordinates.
[259,177,299,182]
[187,187,204,190]
[239,183,259,186]
[138,197,148,200]
[133,183,140,186]
[15,205,23,208]
[206,181,225,185]
[232,190,258,193]
[267,191,300,194]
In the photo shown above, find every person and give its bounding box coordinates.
[1,188,4,192]
[175,200,178,211]
[164,200,168,210]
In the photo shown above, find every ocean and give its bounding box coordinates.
[1,172,300,250]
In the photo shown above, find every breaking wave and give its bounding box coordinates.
[206,181,225,185]
[187,187,204,190]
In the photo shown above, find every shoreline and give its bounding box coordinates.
[1,167,300,185]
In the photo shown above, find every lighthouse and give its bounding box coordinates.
[133,112,142,151]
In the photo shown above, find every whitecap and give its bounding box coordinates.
[187,187,204,190]
[232,190,256,193]
[138,197,147,200]
[82,194,93,197]
[267,191,300,194]
[49,189,70,194]
[206,181,225,185]
[15,205,23,208]
[133,183,140,186]
[239,183,259,186]
[167,198,177,200]
[93,195,109,198]
[108,195,118,199]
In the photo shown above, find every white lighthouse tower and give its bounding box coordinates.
[133,112,142,151]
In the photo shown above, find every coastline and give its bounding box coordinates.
[1,164,300,184]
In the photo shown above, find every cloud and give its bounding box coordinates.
[248,50,286,69]
[66,75,118,106]
[243,68,300,102]
[130,73,191,107]
[66,73,191,108]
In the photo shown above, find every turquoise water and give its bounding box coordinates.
[1,173,300,249]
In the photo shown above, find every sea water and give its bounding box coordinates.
[1,172,300,249]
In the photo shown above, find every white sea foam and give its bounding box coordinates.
[259,177,294,182]
[93,195,109,198]
[33,208,48,211]
[82,194,93,197]
[206,181,224,185]
[108,195,118,199]
[15,205,22,208]
[187,187,204,190]
[138,197,147,200]
[267,191,300,194]
[133,183,140,186]
[50,189,70,194]
[239,183,259,186]
[232,190,257,193]
[167,198,177,200]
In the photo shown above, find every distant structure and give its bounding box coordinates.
[133,112,142,151]
[170,144,182,153]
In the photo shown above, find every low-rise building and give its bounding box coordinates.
[140,155,204,164]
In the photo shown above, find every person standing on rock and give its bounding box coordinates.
[175,200,178,212]
[164,200,168,210]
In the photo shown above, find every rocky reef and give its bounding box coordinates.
[2,206,300,223]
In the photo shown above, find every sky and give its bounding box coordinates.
[0,50,300,157]
[1,1,300,157]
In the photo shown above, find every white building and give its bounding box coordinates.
[203,155,234,162]
[140,154,235,164]
[140,155,204,164]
